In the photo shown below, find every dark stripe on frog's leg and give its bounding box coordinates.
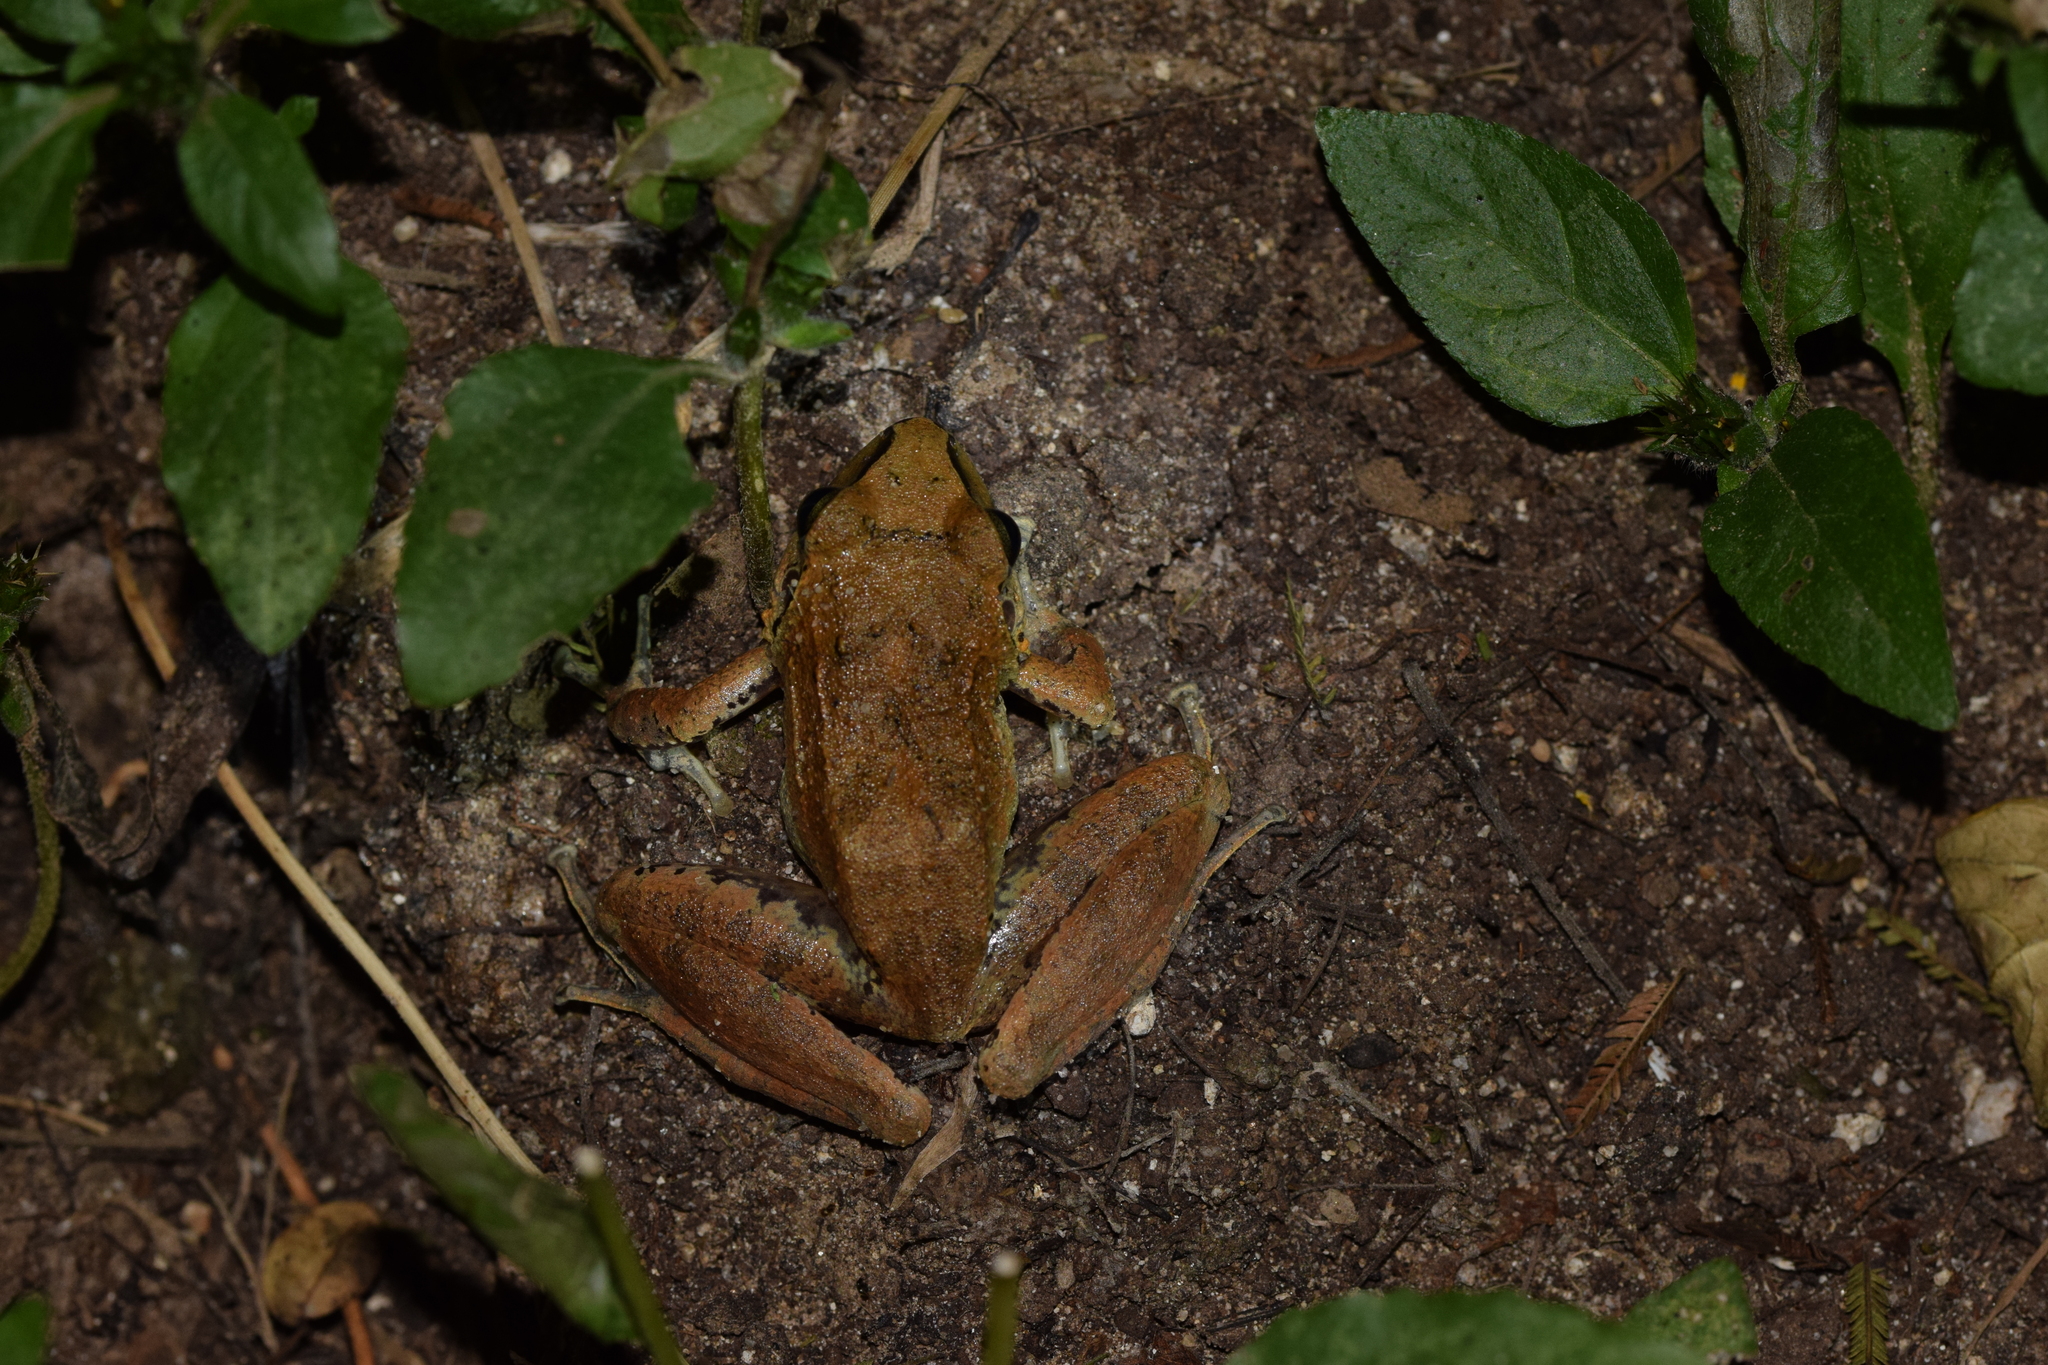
[596,864,935,1144]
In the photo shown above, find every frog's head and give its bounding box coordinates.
[790,416,1023,565]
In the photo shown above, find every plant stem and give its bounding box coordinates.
[0,652,60,1004]
[575,1148,688,1365]
[739,0,762,44]
[980,1250,1022,1365]
[733,365,777,614]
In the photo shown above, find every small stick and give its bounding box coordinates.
[1293,898,1347,1009]
[104,530,540,1176]
[1626,123,1704,202]
[867,0,1040,229]
[1357,1196,1435,1284]
[1964,1230,2048,1358]
[442,52,566,346]
[0,1096,112,1135]
[950,83,1258,158]
[1303,332,1423,375]
[264,1119,378,1365]
[202,1172,279,1353]
[590,0,682,89]
[1402,661,1628,1001]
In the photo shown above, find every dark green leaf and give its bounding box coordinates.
[244,0,399,45]
[1316,108,1695,425]
[1731,378,1799,465]
[624,174,697,230]
[147,0,202,40]
[0,0,97,44]
[61,0,197,93]
[1702,405,1954,729]
[0,25,57,74]
[1701,88,1744,240]
[351,1067,634,1343]
[276,92,317,137]
[394,347,717,706]
[161,264,408,654]
[178,92,343,314]
[1839,0,1992,431]
[0,81,117,271]
[613,43,802,185]
[1953,169,2048,394]
[720,154,867,280]
[1688,0,1862,347]
[0,1292,49,1364]
[1230,1287,1708,1365]
[0,550,49,651]
[1623,1260,1759,1359]
[590,0,700,70]
[2010,46,2048,181]
[388,0,575,40]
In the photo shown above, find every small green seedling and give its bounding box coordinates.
[1317,0,2048,733]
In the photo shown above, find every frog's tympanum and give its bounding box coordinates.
[576,418,1238,1145]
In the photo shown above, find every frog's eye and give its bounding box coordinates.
[796,487,838,536]
[989,508,1023,565]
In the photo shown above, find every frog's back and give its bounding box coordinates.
[772,420,1021,1038]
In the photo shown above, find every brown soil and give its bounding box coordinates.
[5,1,2048,1362]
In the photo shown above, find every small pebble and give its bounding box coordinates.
[1528,737,1553,764]
[541,148,574,184]
[392,215,420,243]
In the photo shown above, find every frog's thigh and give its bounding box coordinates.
[975,754,1224,1099]
[600,865,932,1144]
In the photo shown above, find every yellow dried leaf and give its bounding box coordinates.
[260,1200,381,1325]
[1936,798,2048,1125]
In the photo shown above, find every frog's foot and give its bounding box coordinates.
[596,864,933,1145]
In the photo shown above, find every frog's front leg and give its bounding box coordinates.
[590,864,934,1144]
[607,646,777,816]
[971,689,1241,1098]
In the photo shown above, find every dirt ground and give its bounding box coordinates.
[5,0,2048,1361]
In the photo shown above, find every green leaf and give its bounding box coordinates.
[624,174,697,230]
[1624,1260,1759,1360]
[1702,405,1955,730]
[590,0,700,70]
[2009,46,2048,181]
[161,264,408,655]
[178,92,343,314]
[1731,378,1799,465]
[613,43,802,185]
[1701,88,1744,241]
[1689,0,1863,348]
[1315,108,1696,427]
[0,1293,49,1365]
[394,346,716,706]
[1839,0,1993,449]
[244,0,399,45]
[351,1067,635,1343]
[0,81,117,272]
[0,25,57,74]
[1230,1287,1709,1365]
[0,0,98,44]
[388,0,575,40]
[276,92,317,137]
[1953,169,2048,394]
[773,317,849,350]
[720,154,867,280]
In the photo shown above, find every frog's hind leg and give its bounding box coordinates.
[974,688,1276,1099]
[586,863,934,1145]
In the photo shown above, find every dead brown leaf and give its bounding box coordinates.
[1565,973,1682,1136]
[1675,1214,1846,1271]
[1935,798,2048,1124]
[1464,1182,1558,1261]
[260,1200,381,1325]
[1353,458,1474,533]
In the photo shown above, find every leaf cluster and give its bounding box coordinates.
[4,0,870,707]
[1864,904,2010,1021]
[1316,0,2048,735]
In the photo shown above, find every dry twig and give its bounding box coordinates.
[1965,1230,2048,1358]
[1402,660,1629,1001]
[442,57,565,346]
[103,528,540,1175]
